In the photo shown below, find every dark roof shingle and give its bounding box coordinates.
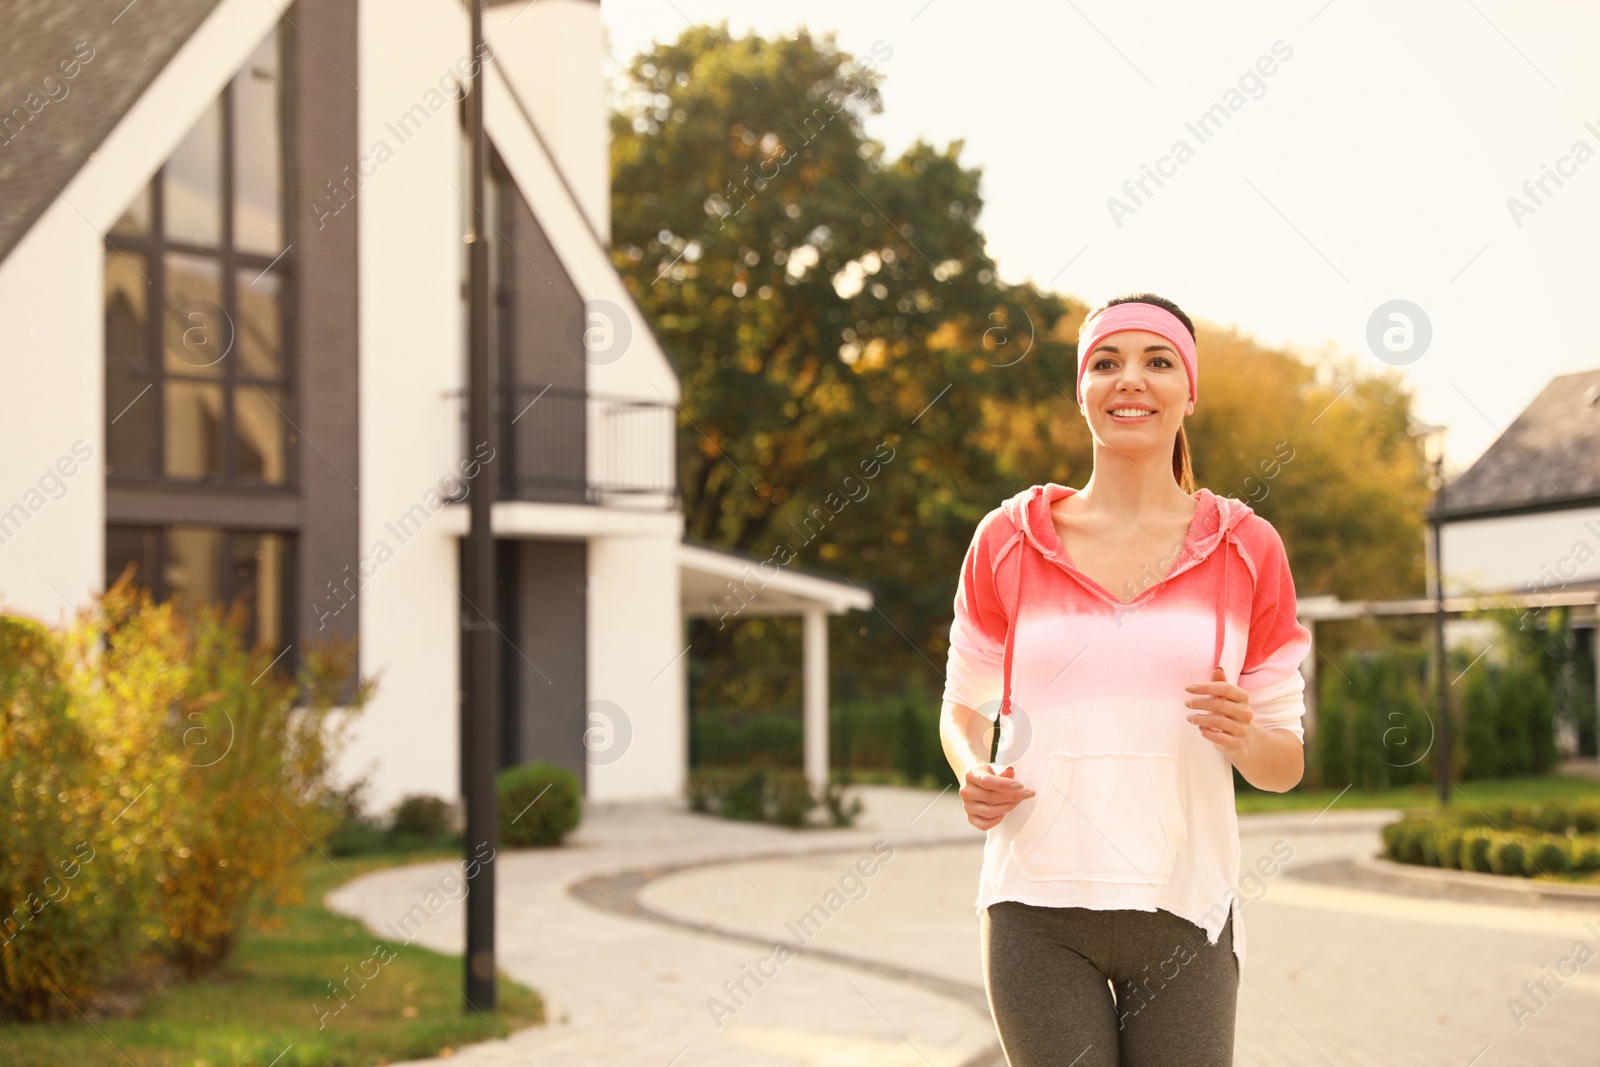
[1441,368,1600,518]
[0,0,224,262]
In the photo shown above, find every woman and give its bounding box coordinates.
[938,292,1313,1066]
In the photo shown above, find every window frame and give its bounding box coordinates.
[104,24,297,492]
[105,523,299,665]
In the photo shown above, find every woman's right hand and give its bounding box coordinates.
[960,762,1036,831]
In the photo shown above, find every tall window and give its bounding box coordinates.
[106,525,293,653]
[105,26,293,487]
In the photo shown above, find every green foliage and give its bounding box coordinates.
[390,795,457,841]
[1314,645,1434,792]
[1457,605,1579,779]
[1381,802,1600,879]
[1314,601,1584,793]
[0,572,374,1018]
[0,617,145,1021]
[0,855,543,1067]
[691,679,959,792]
[687,764,862,827]
[614,24,1433,733]
[496,763,582,848]
[150,591,371,978]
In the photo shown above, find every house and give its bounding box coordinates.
[1433,368,1600,751]
[1433,369,1600,610]
[0,0,869,814]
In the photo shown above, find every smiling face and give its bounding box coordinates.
[1078,328,1194,444]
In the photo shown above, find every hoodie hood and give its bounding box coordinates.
[992,484,1257,716]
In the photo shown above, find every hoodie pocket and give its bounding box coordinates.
[1008,752,1187,884]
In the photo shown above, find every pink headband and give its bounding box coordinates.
[1076,302,1198,409]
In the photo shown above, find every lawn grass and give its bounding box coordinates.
[1233,773,1600,815]
[0,849,544,1066]
[837,766,1600,816]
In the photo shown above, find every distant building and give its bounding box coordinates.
[1434,368,1600,608]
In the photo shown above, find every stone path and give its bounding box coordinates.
[326,784,1600,1066]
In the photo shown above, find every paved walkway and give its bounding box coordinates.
[326,784,1600,1066]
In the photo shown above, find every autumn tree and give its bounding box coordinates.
[610,23,1428,725]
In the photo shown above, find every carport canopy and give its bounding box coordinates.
[680,541,873,797]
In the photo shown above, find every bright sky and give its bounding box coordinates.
[600,0,1600,476]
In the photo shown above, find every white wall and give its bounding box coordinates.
[587,531,687,801]
[1442,505,1600,600]
[0,0,282,624]
[486,0,610,245]
[347,0,478,813]
[351,0,685,811]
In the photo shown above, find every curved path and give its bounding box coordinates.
[326,785,1600,1066]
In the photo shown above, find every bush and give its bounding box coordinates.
[721,764,768,822]
[1439,827,1466,870]
[323,777,389,856]
[685,765,863,828]
[1572,839,1600,873]
[391,794,457,841]
[0,573,376,1014]
[1532,839,1571,875]
[1489,836,1532,877]
[497,763,582,848]
[0,617,151,1021]
[1464,831,1494,873]
[145,592,371,978]
[1384,801,1600,881]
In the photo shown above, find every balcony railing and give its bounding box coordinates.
[452,385,678,509]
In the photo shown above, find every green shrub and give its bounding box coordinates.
[392,794,456,840]
[1464,831,1494,873]
[1531,839,1570,875]
[823,780,865,826]
[1419,824,1448,867]
[769,774,816,828]
[149,595,371,978]
[0,617,149,1021]
[0,571,376,1016]
[497,763,582,847]
[324,777,389,856]
[1384,795,1600,882]
[721,765,768,822]
[686,766,863,828]
[1439,827,1466,870]
[1489,836,1532,877]
[1572,839,1600,873]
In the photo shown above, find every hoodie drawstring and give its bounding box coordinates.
[997,530,1025,718]
[1213,530,1231,682]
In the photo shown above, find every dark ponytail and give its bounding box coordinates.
[1084,291,1197,494]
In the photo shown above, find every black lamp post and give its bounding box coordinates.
[1412,422,1449,808]
[462,0,499,1013]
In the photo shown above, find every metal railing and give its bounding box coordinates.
[452,384,678,509]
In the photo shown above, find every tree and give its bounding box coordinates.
[610,23,1430,721]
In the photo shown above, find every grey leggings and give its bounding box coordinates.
[980,901,1237,1066]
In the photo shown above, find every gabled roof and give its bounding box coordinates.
[1439,368,1600,520]
[0,0,223,262]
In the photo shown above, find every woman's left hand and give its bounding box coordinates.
[1185,666,1254,755]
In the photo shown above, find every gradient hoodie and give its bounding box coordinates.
[943,483,1313,988]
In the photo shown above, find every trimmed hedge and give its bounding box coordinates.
[1381,800,1600,878]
